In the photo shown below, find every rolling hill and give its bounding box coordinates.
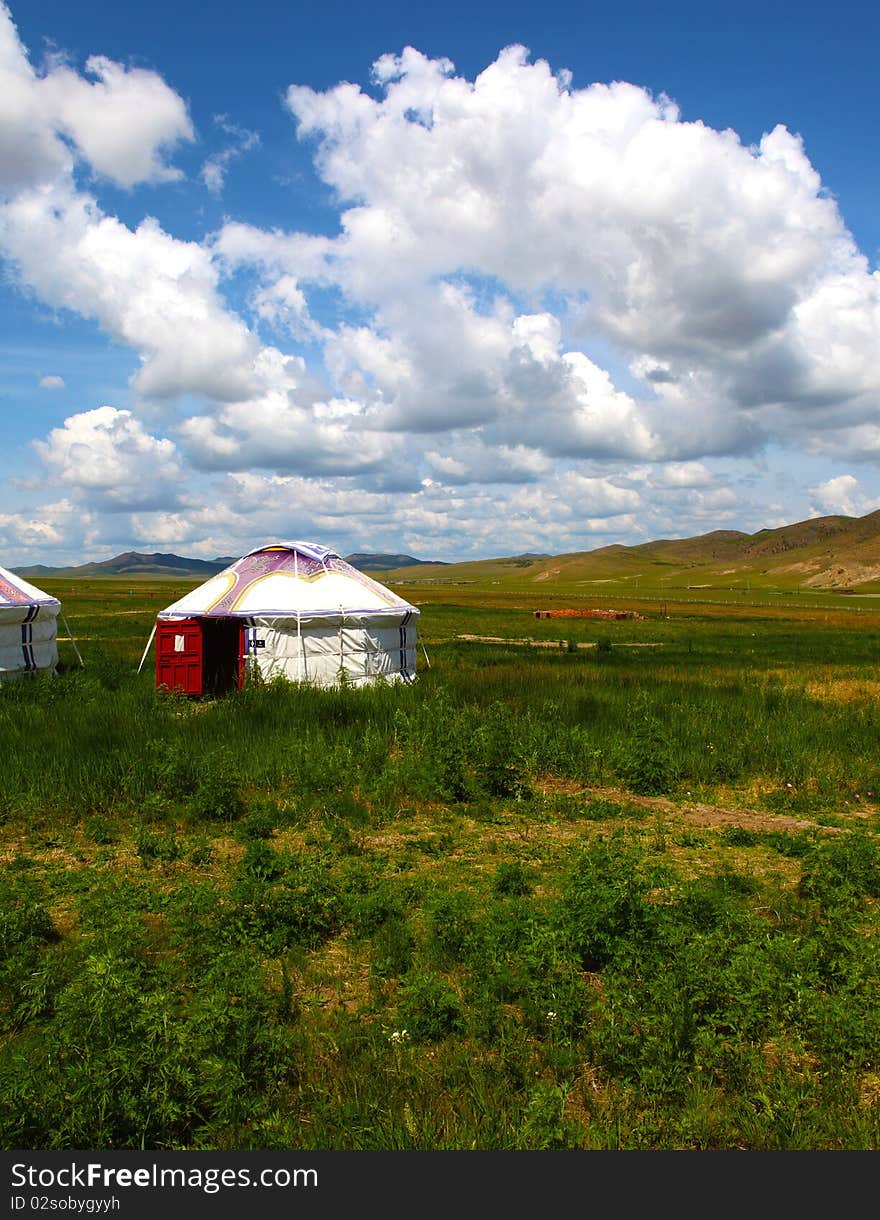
[16,551,239,579]
[379,509,880,594]
[344,553,446,571]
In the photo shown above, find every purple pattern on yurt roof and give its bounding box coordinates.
[157,542,414,619]
[326,552,398,595]
[205,546,326,615]
[292,552,325,579]
[0,574,57,607]
[0,574,30,605]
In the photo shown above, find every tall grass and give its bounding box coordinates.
[3,631,878,818]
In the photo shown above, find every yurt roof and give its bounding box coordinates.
[157,542,418,620]
[0,563,60,611]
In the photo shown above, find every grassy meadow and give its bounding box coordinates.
[3,576,880,1149]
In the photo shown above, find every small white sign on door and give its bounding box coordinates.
[174,634,186,652]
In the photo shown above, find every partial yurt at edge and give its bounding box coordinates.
[150,542,420,696]
[0,564,61,681]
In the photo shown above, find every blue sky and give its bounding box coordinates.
[2,0,879,565]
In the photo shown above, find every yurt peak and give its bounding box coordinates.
[246,542,339,564]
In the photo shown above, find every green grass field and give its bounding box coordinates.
[2,578,880,1149]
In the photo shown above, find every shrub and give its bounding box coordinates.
[0,947,291,1148]
[518,1082,585,1149]
[141,738,199,798]
[370,915,415,980]
[519,964,588,1038]
[762,830,815,858]
[427,889,476,966]
[555,837,655,970]
[238,840,285,883]
[228,855,341,952]
[616,697,678,796]
[416,696,476,803]
[134,824,182,863]
[475,703,531,799]
[84,815,120,845]
[720,825,758,848]
[0,874,59,1027]
[799,830,880,907]
[582,797,641,822]
[0,874,55,956]
[492,860,534,897]
[188,772,246,823]
[235,808,280,840]
[346,883,406,939]
[396,973,464,1042]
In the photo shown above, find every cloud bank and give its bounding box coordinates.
[1,3,879,562]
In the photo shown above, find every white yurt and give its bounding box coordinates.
[0,564,61,680]
[148,542,420,695]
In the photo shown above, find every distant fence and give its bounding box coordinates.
[534,608,646,621]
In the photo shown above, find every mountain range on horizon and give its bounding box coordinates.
[11,509,880,591]
[12,549,447,580]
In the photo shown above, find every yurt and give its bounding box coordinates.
[148,542,420,696]
[0,564,61,680]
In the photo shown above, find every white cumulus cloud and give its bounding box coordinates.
[34,406,183,509]
[282,45,880,460]
[0,3,193,192]
[810,474,880,518]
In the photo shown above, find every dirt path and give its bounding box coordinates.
[456,634,664,649]
[536,779,860,834]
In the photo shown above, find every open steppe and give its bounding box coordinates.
[2,575,880,1149]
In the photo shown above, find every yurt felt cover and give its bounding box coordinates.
[0,563,61,678]
[156,543,419,686]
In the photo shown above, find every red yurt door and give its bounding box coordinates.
[156,619,203,695]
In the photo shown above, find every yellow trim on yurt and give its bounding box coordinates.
[202,571,237,612]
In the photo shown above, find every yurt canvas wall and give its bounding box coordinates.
[153,542,419,695]
[0,564,60,681]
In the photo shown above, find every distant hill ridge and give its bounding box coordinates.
[13,509,880,589]
[376,508,880,593]
[14,549,445,579]
[344,553,446,571]
[18,551,238,579]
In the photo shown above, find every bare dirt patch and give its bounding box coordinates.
[534,778,842,834]
[774,561,822,575]
[303,933,373,1014]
